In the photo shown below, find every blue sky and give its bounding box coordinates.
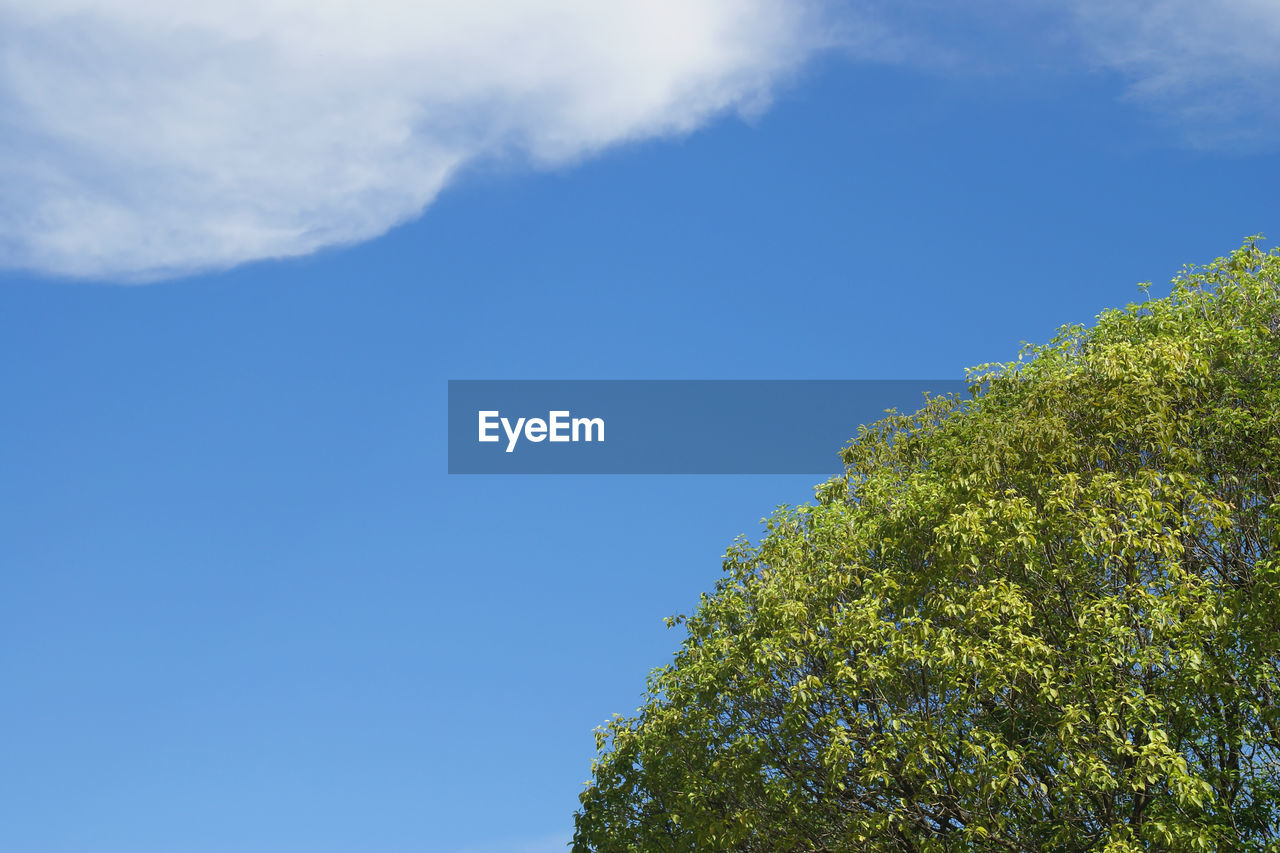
[3,3,1280,851]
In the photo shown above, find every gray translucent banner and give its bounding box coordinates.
[448,380,967,474]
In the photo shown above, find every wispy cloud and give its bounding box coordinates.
[1064,0,1280,144]
[858,1,1280,145]
[0,1,834,281]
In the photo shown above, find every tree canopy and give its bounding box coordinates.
[574,240,1280,852]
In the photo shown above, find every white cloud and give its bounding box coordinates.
[7,2,1276,282]
[0,1,834,281]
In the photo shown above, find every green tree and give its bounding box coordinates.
[574,240,1280,852]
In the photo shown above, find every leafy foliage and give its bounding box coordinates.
[574,240,1280,852]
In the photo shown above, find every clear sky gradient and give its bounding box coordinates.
[3,4,1280,852]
